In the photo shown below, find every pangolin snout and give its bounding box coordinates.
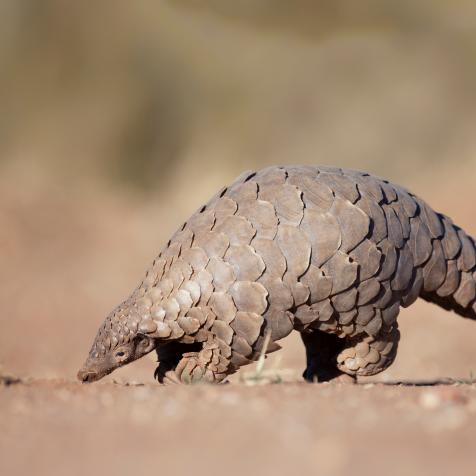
[77,369,99,383]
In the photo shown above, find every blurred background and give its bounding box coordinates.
[1,0,476,383]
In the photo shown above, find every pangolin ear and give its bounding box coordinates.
[135,334,156,354]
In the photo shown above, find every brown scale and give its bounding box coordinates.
[77,165,476,385]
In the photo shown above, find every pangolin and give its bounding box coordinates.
[78,165,476,384]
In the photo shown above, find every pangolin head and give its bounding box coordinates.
[77,300,159,383]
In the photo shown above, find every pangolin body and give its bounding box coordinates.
[78,166,476,383]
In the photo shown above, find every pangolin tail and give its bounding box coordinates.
[419,209,476,319]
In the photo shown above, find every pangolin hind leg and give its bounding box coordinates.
[154,339,231,384]
[300,330,353,383]
[336,325,400,377]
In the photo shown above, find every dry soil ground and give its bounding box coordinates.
[1,377,476,476]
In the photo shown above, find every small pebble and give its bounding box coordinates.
[419,391,441,409]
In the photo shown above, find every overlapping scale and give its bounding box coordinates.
[301,209,341,267]
[453,272,476,308]
[237,199,278,239]
[383,205,404,249]
[224,244,265,282]
[230,281,268,314]
[408,217,432,266]
[418,200,444,239]
[350,239,382,281]
[277,224,312,278]
[440,216,462,260]
[213,215,256,245]
[260,183,304,226]
[356,195,388,243]
[208,292,237,324]
[319,173,360,203]
[194,231,230,259]
[288,173,334,212]
[299,264,333,302]
[422,240,447,292]
[187,209,216,233]
[251,237,286,279]
[321,251,359,295]
[214,197,238,220]
[457,230,476,271]
[230,312,264,346]
[264,309,294,341]
[206,257,235,292]
[390,242,414,292]
[330,197,370,253]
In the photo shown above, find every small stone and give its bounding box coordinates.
[419,391,441,409]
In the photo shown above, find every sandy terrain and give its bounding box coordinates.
[2,379,476,476]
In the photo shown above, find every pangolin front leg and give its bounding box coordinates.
[154,341,198,384]
[155,340,230,384]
